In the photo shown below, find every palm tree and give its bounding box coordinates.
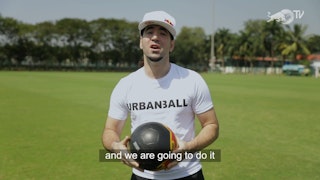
[234,20,265,71]
[307,35,320,53]
[263,20,286,67]
[278,24,310,63]
[214,28,236,68]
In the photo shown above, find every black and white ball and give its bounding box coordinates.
[129,122,178,171]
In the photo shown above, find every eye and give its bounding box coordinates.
[159,28,170,37]
[160,31,167,36]
[144,29,154,35]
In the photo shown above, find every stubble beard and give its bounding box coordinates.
[147,56,163,62]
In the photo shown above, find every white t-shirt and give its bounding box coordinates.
[108,63,213,179]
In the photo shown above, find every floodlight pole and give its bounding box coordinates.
[209,0,216,71]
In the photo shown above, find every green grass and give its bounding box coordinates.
[0,72,319,180]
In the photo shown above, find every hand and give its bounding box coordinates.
[112,136,143,171]
[166,138,189,170]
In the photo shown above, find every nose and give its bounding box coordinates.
[151,33,159,41]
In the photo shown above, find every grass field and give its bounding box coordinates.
[0,71,319,180]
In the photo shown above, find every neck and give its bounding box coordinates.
[143,57,171,79]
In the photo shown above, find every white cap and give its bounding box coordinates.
[138,11,176,38]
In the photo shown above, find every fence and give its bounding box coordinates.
[216,66,283,75]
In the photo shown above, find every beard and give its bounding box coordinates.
[147,56,163,62]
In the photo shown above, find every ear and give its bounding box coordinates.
[169,40,175,52]
[139,37,143,50]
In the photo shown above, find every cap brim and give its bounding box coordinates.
[138,20,176,38]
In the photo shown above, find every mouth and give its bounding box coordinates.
[150,44,160,50]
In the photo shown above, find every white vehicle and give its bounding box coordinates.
[282,64,310,76]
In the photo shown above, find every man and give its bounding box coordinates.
[102,10,219,180]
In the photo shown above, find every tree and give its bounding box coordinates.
[108,20,140,67]
[0,16,20,43]
[306,35,320,53]
[0,16,37,65]
[263,20,286,66]
[89,19,140,67]
[234,20,266,70]
[278,24,310,62]
[55,18,91,64]
[214,28,237,68]
[1,14,319,71]
[0,16,21,64]
[173,27,208,70]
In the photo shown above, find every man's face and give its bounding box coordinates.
[140,25,175,62]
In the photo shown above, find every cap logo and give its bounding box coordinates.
[164,19,174,26]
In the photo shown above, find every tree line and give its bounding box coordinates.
[0,14,319,71]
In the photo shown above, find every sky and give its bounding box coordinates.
[0,0,319,36]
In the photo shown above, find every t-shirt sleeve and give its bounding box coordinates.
[192,73,214,114]
[107,78,129,120]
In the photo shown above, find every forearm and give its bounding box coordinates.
[102,117,127,152]
[102,123,140,169]
[168,122,219,169]
[186,123,219,152]
[102,128,121,152]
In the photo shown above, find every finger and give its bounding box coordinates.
[135,167,144,172]
[172,148,182,153]
[119,136,143,171]
[166,160,179,170]
[121,136,131,145]
[122,158,143,171]
[131,160,144,172]
[127,159,139,168]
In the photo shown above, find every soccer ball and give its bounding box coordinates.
[129,122,178,171]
